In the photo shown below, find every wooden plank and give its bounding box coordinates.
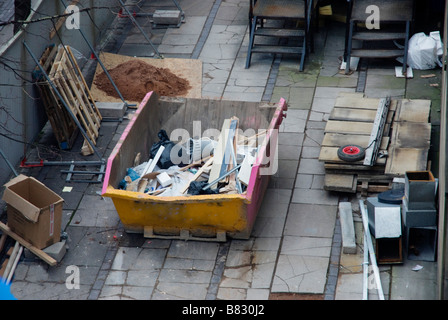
[334,95,397,111]
[324,120,373,135]
[329,107,377,122]
[0,222,57,266]
[181,157,214,194]
[385,147,429,176]
[396,99,431,123]
[208,119,232,187]
[324,173,357,193]
[390,122,431,148]
[322,133,390,149]
[319,146,387,165]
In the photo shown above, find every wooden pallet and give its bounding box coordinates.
[36,45,102,155]
[320,93,431,194]
[35,45,79,150]
[48,46,102,155]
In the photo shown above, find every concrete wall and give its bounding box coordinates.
[0,0,116,186]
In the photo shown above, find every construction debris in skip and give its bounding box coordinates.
[118,117,266,197]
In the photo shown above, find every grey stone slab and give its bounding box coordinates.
[98,285,122,300]
[297,158,325,175]
[303,128,324,147]
[153,282,209,300]
[167,241,219,260]
[251,215,286,238]
[217,287,247,300]
[272,254,329,294]
[311,97,336,114]
[164,257,216,271]
[288,87,315,109]
[118,44,157,57]
[280,235,333,257]
[122,285,154,300]
[253,237,281,251]
[111,247,141,270]
[105,270,126,285]
[278,145,300,160]
[126,270,159,287]
[157,44,195,54]
[314,87,355,99]
[284,203,338,237]
[158,268,212,284]
[221,266,252,288]
[132,248,167,270]
[275,159,299,178]
[279,133,304,146]
[95,102,126,119]
[301,146,321,159]
[291,187,340,206]
[164,16,207,35]
[339,202,357,254]
[295,174,313,189]
[246,288,270,300]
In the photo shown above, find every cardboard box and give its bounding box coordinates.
[2,175,64,249]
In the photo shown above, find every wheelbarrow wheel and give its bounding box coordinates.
[337,145,365,162]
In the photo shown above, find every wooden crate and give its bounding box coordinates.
[47,45,102,155]
[35,45,79,150]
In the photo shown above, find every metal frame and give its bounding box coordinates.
[363,96,391,166]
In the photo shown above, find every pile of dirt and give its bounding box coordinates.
[94,59,191,101]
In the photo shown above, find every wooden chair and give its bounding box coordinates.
[345,0,415,75]
[246,0,315,71]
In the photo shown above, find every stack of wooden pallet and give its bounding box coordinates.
[35,45,102,155]
[320,92,431,195]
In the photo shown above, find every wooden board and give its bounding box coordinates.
[321,133,389,149]
[385,147,429,175]
[319,146,387,165]
[324,173,357,193]
[334,93,398,111]
[329,107,395,124]
[89,52,202,105]
[396,99,431,122]
[390,122,431,148]
[324,120,373,135]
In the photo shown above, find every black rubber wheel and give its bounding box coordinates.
[337,145,365,162]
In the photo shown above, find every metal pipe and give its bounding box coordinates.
[202,164,242,191]
[23,41,103,160]
[362,233,369,300]
[0,148,18,177]
[359,200,385,300]
[437,1,448,300]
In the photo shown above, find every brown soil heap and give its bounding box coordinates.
[94,59,191,101]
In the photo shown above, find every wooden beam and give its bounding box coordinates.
[0,222,57,266]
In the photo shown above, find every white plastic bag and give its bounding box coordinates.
[407,32,442,70]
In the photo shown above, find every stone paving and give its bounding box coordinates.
[3,0,442,301]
